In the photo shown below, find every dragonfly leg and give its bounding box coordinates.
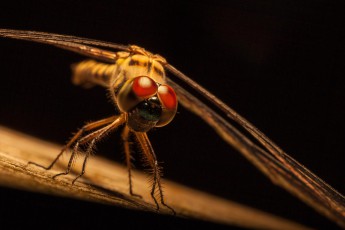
[70,115,126,184]
[122,126,142,198]
[135,132,175,215]
[52,142,80,179]
[27,116,117,172]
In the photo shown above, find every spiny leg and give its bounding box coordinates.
[70,114,126,184]
[135,132,175,215]
[71,139,93,184]
[52,116,120,180]
[53,130,100,180]
[52,141,80,179]
[27,116,117,170]
[121,126,142,198]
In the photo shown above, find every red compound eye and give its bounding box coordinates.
[132,76,158,97]
[158,85,177,110]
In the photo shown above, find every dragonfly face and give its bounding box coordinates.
[116,75,178,132]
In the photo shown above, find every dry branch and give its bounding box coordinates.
[0,125,311,230]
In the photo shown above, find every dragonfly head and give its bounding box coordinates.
[116,76,177,132]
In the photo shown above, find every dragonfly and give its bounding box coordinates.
[0,28,344,227]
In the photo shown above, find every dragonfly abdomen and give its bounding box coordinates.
[72,60,116,88]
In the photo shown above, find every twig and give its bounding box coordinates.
[0,125,311,230]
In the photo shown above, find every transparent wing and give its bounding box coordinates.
[0,28,344,227]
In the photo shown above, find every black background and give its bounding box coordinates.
[0,0,344,229]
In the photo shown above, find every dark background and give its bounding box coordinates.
[0,0,344,229]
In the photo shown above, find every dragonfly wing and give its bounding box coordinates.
[165,70,345,228]
[0,29,128,63]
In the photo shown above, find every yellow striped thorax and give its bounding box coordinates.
[112,47,166,88]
